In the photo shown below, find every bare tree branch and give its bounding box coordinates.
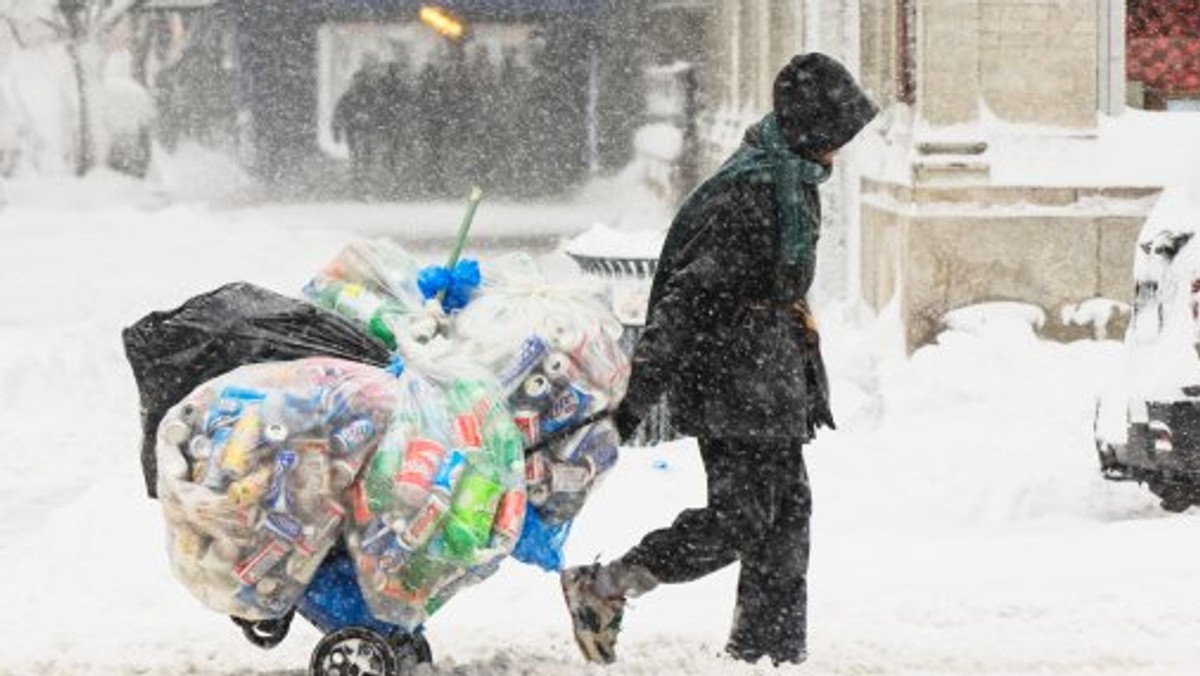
[2,15,28,49]
[38,15,67,38]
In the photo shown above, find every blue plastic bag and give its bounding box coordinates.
[511,507,573,572]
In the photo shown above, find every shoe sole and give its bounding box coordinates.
[561,571,617,665]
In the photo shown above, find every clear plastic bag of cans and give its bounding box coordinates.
[303,239,442,350]
[344,353,526,629]
[452,253,630,526]
[155,357,398,620]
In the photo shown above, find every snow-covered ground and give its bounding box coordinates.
[1,178,1198,676]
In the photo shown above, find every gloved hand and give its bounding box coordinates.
[612,402,642,444]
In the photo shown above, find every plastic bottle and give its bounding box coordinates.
[365,437,403,514]
[366,302,410,350]
[393,437,447,509]
[442,463,504,562]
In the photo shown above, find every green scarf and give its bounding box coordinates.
[671,113,831,271]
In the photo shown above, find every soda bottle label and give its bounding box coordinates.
[432,449,468,495]
[451,470,504,543]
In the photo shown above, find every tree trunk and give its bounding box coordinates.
[65,39,94,176]
[59,0,93,176]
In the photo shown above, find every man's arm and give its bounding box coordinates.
[616,210,758,436]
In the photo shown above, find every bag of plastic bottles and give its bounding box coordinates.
[451,253,629,565]
[155,357,399,620]
[342,350,526,629]
[303,239,443,350]
[124,282,393,498]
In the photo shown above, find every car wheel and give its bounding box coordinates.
[1149,482,1196,513]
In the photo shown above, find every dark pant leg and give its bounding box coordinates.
[727,437,812,663]
[620,437,749,583]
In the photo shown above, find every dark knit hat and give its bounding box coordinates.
[772,53,879,160]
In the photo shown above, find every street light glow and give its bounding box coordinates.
[419,5,465,40]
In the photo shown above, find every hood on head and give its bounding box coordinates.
[772,53,879,161]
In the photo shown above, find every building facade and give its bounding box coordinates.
[696,0,1193,349]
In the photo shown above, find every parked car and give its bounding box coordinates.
[1095,186,1200,511]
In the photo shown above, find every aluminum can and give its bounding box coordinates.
[218,409,263,476]
[513,374,552,414]
[331,418,376,456]
[491,490,526,544]
[394,438,447,508]
[399,495,449,549]
[233,540,288,586]
[513,410,540,447]
[550,461,591,493]
[541,385,591,435]
[497,335,552,394]
[542,351,578,383]
[544,314,585,352]
[262,423,289,445]
[227,465,274,507]
[453,414,483,450]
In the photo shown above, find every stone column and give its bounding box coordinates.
[917,0,982,127]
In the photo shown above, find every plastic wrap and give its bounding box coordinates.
[453,253,630,530]
[155,358,396,620]
[156,354,525,628]
[123,282,392,498]
[302,239,443,350]
[343,358,526,629]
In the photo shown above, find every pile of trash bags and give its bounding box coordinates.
[125,238,630,631]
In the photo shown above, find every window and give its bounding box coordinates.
[1126,0,1200,110]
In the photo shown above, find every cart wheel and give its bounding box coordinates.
[309,627,399,676]
[231,610,294,649]
[389,631,433,671]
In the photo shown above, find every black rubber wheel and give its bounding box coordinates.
[1149,482,1197,513]
[389,631,433,671]
[309,627,399,676]
[231,610,294,649]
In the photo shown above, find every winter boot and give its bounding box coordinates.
[561,563,627,665]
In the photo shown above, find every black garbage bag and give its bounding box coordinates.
[123,282,392,498]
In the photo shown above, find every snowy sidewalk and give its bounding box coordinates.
[2,195,1200,675]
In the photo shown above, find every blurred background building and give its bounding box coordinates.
[4,0,1200,348]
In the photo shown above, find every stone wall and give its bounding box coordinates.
[909,0,1099,128]
[979,0,1098,127]
[861,180,1157,348]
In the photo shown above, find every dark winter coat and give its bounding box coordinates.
[619,121,832,440]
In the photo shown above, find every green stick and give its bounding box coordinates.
[446,186,484,269]
[436,186,484,305]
